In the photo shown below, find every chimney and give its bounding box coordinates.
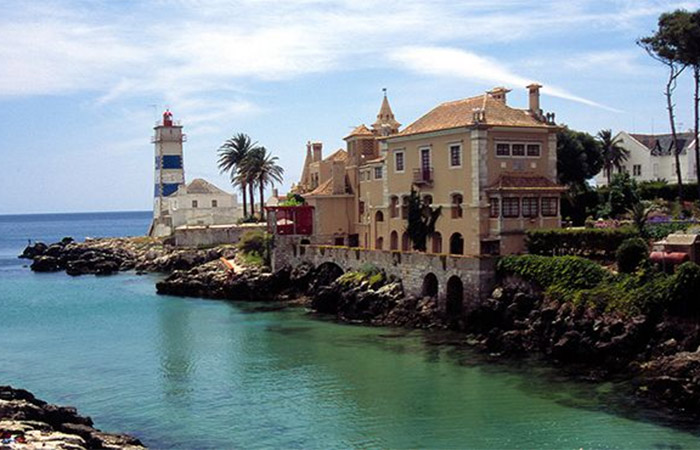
[487,86,510,104]
[312,142,323,162]
[331,161,345,195]
[527,83,542,116]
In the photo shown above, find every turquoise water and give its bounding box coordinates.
[1,213,700,448]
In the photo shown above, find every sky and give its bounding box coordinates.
[1,0,699,214]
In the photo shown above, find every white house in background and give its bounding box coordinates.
[596,131,699,186]
[167,178,242,228]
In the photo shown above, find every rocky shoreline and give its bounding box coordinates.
[19,237,700,418]
[0,385,144,449]
[20,237,236,276]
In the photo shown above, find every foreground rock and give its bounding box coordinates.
[21,237,235,276]
[0,385,145,449]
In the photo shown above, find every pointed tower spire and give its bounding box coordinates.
[372,88,401,135]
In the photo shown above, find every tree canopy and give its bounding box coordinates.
[556,127,603,188]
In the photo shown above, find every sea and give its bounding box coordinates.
[1,211,699,449]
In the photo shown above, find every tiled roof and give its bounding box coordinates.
[323,149,348,163]
[485,174,565,191]
[629,132,695,156]
[185,178,228,195]
[306,178,334,196]
[345,124,374,138]
[397,94,549,137]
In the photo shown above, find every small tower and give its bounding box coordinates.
[150,109,186,237]
[372,88,401,136]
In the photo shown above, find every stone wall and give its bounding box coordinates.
[273,236,496,309]
[174,223,266,247]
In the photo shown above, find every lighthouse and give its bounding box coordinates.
[149,109,186,237]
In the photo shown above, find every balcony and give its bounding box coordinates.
[413,167,434,185]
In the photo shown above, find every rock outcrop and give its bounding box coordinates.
[21,238,235,276]
[0,385,145,449]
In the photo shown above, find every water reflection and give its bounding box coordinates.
[157,298,195,403]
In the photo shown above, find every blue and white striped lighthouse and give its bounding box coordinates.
[150,109,186,237]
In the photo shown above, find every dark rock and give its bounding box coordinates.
[19,242,48,259]
[30,255,62,272]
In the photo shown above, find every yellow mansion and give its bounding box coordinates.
[292,85,564,256]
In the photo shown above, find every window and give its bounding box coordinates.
[496,143,510,156]
[390,196,399,218]
[633,164,642,176]
[451,194,463,218]
[211,200,218,208]
[489,198,500,218]
[359,201,365,216]
[511,144,525,157]
[449,144,462,167]
[502,198,520,218]
[374,166,383,179]
[401,196,409,219]
[541,197,558,216]
[192,200,198,208]
[423,195,433,206]
[522,197,539,217]
[420,147,431,170]
[527,144,541,157]
[395,151,405,172]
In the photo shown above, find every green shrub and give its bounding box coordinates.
[638,181,700,202]
[669,262,700,314]
[644,222,692,240]
[616,237,649,273]
[526,227,639,258]
[497,255,608,291]
[237,230,273,266]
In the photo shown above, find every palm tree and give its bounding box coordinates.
[244,147,284,219]
[217,133,260,218]
[597,129,630,184]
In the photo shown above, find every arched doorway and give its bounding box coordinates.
[401,231,410,251]
[449,233,464,255]
[422,273,438,297]
[446,276,463,317]
[390,231,399,250]
[431,232,442,254]
[375,236,384,250]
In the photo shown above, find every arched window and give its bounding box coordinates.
[449,233,464,255]
[423,194,433,206]
[451,193,463,218]
[431,232,442,254]
[390,231,399,250]
[375,211,384,222]
[401,196,409,219]
[390,196,399,218]
[401,231,410,251]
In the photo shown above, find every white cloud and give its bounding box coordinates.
[390,46,622,112]
[0,0,687,114]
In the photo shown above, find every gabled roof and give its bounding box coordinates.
[629,132,696,156]
[185,178,228,195]
[485,174,566,191]
[397,94,550,137]
[323,149,348,163]
[345,124,374,139]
